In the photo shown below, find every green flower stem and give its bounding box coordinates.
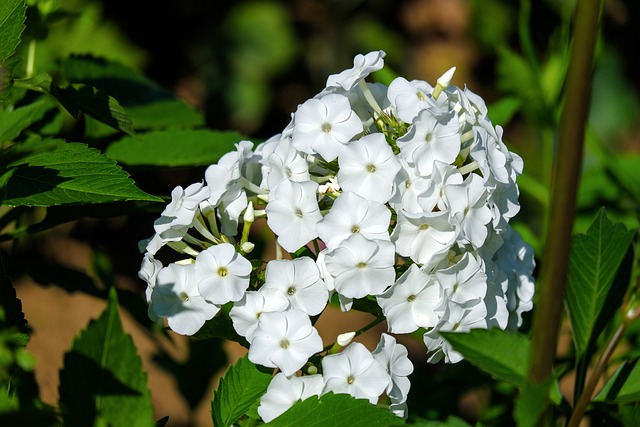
[528,0,603,387]
[568,322,626,427]
[321,315,385,353]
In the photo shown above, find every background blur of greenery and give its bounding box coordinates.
[7,0,640,425]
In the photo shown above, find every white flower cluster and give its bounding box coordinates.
[138,51,535,419]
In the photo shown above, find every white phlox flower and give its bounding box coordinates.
[391,210,456,267]
[389,158,432,214]
[435,252,487,307]
[150,263,220,336]
[195,243,252,305]
[249,309,323,376]
[377,264,443,333]
[372,334,414,407]
[258,373,324,422]
[445,172,493,248]
[317,191,391,251]
[424,301,488,364]
[417,161,464,212]
[337,133,401,204]
[397,109,460,176]
[292,93,363,161]
[326,50,386,91]
[387,77,440,123]
[139,253,163,323]
[266,138,310,189]
[262,257,329,316]
[322,341,390,404]
[229,288,289,342]
[266,180,323,252]
[324,234,396,299]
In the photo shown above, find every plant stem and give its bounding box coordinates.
[528,0,603,387]
[568,323,626,427]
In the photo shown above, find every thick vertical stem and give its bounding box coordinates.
[528,0,603,385]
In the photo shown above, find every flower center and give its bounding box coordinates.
[356,262,367,268]
[405,180,411,189]
[425,133,433,143]
[419,223,429,231]
[296,208,304,218]
[280,339,290,349]
[407,294,416,302]
[321,122,332,133]
[351,225,360,234]
[218,266,228,277]
[347,375,355,385]
[285,166,292,177]
[287,286,296,295]
[366,164,376,173]
[416,91,426,101]
[179,292,189,302]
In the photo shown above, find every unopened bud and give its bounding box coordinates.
[241,241,255,254]
[337,331,356,347]
[432,66,456,100]
[243,201,255,223]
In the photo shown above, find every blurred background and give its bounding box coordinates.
[9,0,640,425]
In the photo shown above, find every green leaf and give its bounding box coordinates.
[565,209,635,357]
[60,55,203,132]
[264,392,405,427]
[105,129,249,167]
[0,0,26,62]
[51,83,135,136]
[2,139,162,206]
[211,355,272,427]
[0,101,48,143]
[594,357,640,403]
[0,260,28,336]
[440,329,530,386]
[58,288,154,427]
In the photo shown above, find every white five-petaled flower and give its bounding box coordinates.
[150,263,219,336]
[387,77,439,123]
[445,173,493,248]
[435,252,487,307]
[322,342,390,404]
[266,180,323,252]
[337,133,401,204]
[258,373,324,422]
[324,234,396,299]
[377,264,443,333]
[249,309,323,376]
[229,288,289,342]
[326,50,386,91]
[397,109,460,176]
[391,210,456,268]
[292,94,363,161]
[266,138,310,190]
[372,333,414,406]
[195,243,252,305]
[262,257,329,316]
[317,191,391,251]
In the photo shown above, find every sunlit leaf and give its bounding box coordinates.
[0,0,26,62]
[2,139,162,206]
[105,129,248,167]
[211,355,272,427]
[565,209,635,357]
[264,392,405,427]
[58,288,154,427]
[441,328,530,386]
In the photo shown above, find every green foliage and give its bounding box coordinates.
[0,0,26,62]
[565,209,636,358]
[441,329,530,386]
[0,100,48,142]
[264,392,405,427]
[2,138,161,206]
[105,129,249,167]
[595,357,640,404]
[59,55,203,134]
[513,379,552,427]
[58,288,154,427]
[211,354,273,427]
